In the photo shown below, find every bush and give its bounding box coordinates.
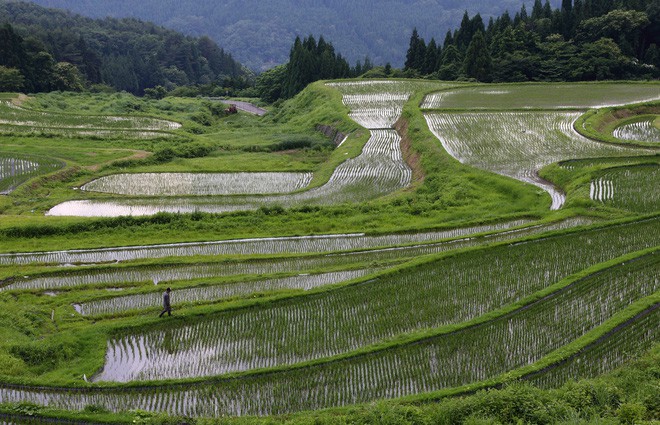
[191,111,214,126]
[617,403,646,425]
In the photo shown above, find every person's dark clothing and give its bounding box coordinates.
[159,290,171,317]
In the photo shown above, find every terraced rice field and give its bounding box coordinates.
[0,218,593,293]
[0,229,656,416]
[0,100,180,139]
[421,84,660,109]
[344,93,410,129]
[424,112,650,209]
[0,218,534,265]
[0,153,64,194]
[529,305,659,389]
[76,269,378,317]
[47,129,412,216]
[47,83,415,216]
[81,172,313,196]
[92,218,659,382]
[590,165,660,212]
[613,118,660,143]
[1,81,659,422]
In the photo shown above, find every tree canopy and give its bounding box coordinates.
[256,35,372,102]
[0,0,249,94]
[403,0,660,81]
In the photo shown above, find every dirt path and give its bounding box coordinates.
[216,99,268,116]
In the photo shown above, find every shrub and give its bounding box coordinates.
[617,403,646,425]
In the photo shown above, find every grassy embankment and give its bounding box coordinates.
[0,82,549,253]
[0,80,658,423]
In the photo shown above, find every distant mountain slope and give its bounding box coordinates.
[27,0,561,71]
[0,0,250,93]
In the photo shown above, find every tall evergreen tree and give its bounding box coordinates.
[532,0,544,20]
[561,0,574,37]
[405,28,423,71]
[423,38,440,74]
[464,30,492,81]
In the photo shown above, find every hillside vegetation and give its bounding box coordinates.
[0,78,658,424]
[0,0,249,94]
[404,0,660,81]
[28,0,563,71]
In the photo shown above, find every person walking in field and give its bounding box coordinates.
[159,287,172,317]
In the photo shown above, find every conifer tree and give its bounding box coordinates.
[464,30,491,81]
[423,38,439,74]
[405,28,422,70]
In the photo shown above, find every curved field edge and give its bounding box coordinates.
[0,81,656,420]
[575,102,660,148]
[0,215,607,294]
[540,156,660,212]
[0,261,655,415]
[0,216,551,264]
[419,81,660,111]
[94,245,660,385]
[396,85,548,212]
[0,216,655,388]
[2,342,659,425]
[0,80,573,252]
[3,97,183,133]
[269,82,369,190]
[0,152,65,195]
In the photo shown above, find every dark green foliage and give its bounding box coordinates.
[257,35,370,102]
[404,28,426,72]
[0,1,248,94]
[463,31,491,81]
[0,65,24,91]
[405,0,660,82]
[25,0,565,73]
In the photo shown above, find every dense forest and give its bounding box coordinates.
[404,0,660,81]
[256,36,373,102]
[29,0,562,71]
[0,0,249,94]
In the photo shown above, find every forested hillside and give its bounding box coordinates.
[403,0,660,81]
[28,0,561,71]
[0,0,249,94]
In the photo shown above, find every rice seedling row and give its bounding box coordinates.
[0,101,181,131]
[528,305,659,389]
[590,178,614,202]
[590,165,660,212]
[0,154,64,194]
[340,87,410,129]
[45,84,417,217]
[0,217,595,292]
[46,129,412,216]
[613,118,660,143]
[0,126,175,140]
[341,93,411,108]
[0,218,535,265]
[94,218,659,381]
[2,252,656,416]
[327,80,455,96]
[81,172,314,196]
[292,130,411,199]
[420,84,660,110]
[348,108,404,129]
[424,112,651,209]
[76,269,378,316]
